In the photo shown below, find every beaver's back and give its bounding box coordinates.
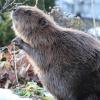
[41,31,100,100]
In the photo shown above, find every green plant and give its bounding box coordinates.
[14,81,54,100]
[0,12,14,46]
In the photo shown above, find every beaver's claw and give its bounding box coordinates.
[12,37,23,49]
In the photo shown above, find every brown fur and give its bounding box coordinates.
[11,6,100,100]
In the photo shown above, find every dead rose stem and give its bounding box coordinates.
[13,43,19,84]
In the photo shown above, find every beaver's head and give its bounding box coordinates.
[11,6,56,36]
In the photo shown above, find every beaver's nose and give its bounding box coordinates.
[13,8,17,11]
[12,6,20,11]
[12,7,19,17]
[12,7,18,11]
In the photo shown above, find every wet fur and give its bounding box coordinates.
[11,6,100,100]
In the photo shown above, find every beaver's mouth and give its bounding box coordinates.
[11,7,21,21]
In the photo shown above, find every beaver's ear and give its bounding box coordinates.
[38,18,48,28]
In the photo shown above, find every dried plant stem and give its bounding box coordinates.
[91,0,97,38]
[13,43,19,84]
[43,0,46,12]
[35,0,38,7]
[0,0,15,14]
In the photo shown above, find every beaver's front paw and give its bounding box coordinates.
[12,37,23,49]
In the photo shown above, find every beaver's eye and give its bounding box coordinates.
[38,18,48,28]
[24,10,32,16]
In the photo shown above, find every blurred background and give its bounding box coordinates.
[0,0,100,47]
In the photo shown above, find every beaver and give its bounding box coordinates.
[11,5,100,100]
